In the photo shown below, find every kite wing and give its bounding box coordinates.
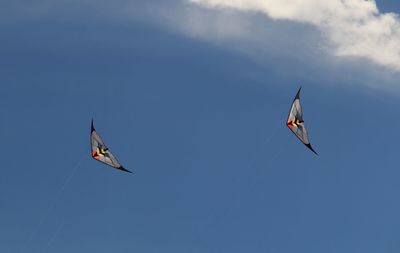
[286,87,318,155]
[90,120,132,173]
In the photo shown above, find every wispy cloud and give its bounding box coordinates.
[188,0,400,71]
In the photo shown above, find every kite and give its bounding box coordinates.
[286,87,318,155]
[90,120,132,173]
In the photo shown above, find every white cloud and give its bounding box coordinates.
[188,0,400,71]
[4,0,400,90]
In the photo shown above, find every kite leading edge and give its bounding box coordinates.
[286,87,318,155]
[90,120,132,173]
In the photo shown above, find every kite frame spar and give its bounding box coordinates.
[91,120,132,173]
[286,87,318,155]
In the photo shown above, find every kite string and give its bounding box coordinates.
[41,223,64,252]
[219,121,283,221]
[244,121,282,172]
[18,153,85,253]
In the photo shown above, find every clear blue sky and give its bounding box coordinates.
[2,1,400,253]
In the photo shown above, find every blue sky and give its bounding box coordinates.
[2,1,400,253]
